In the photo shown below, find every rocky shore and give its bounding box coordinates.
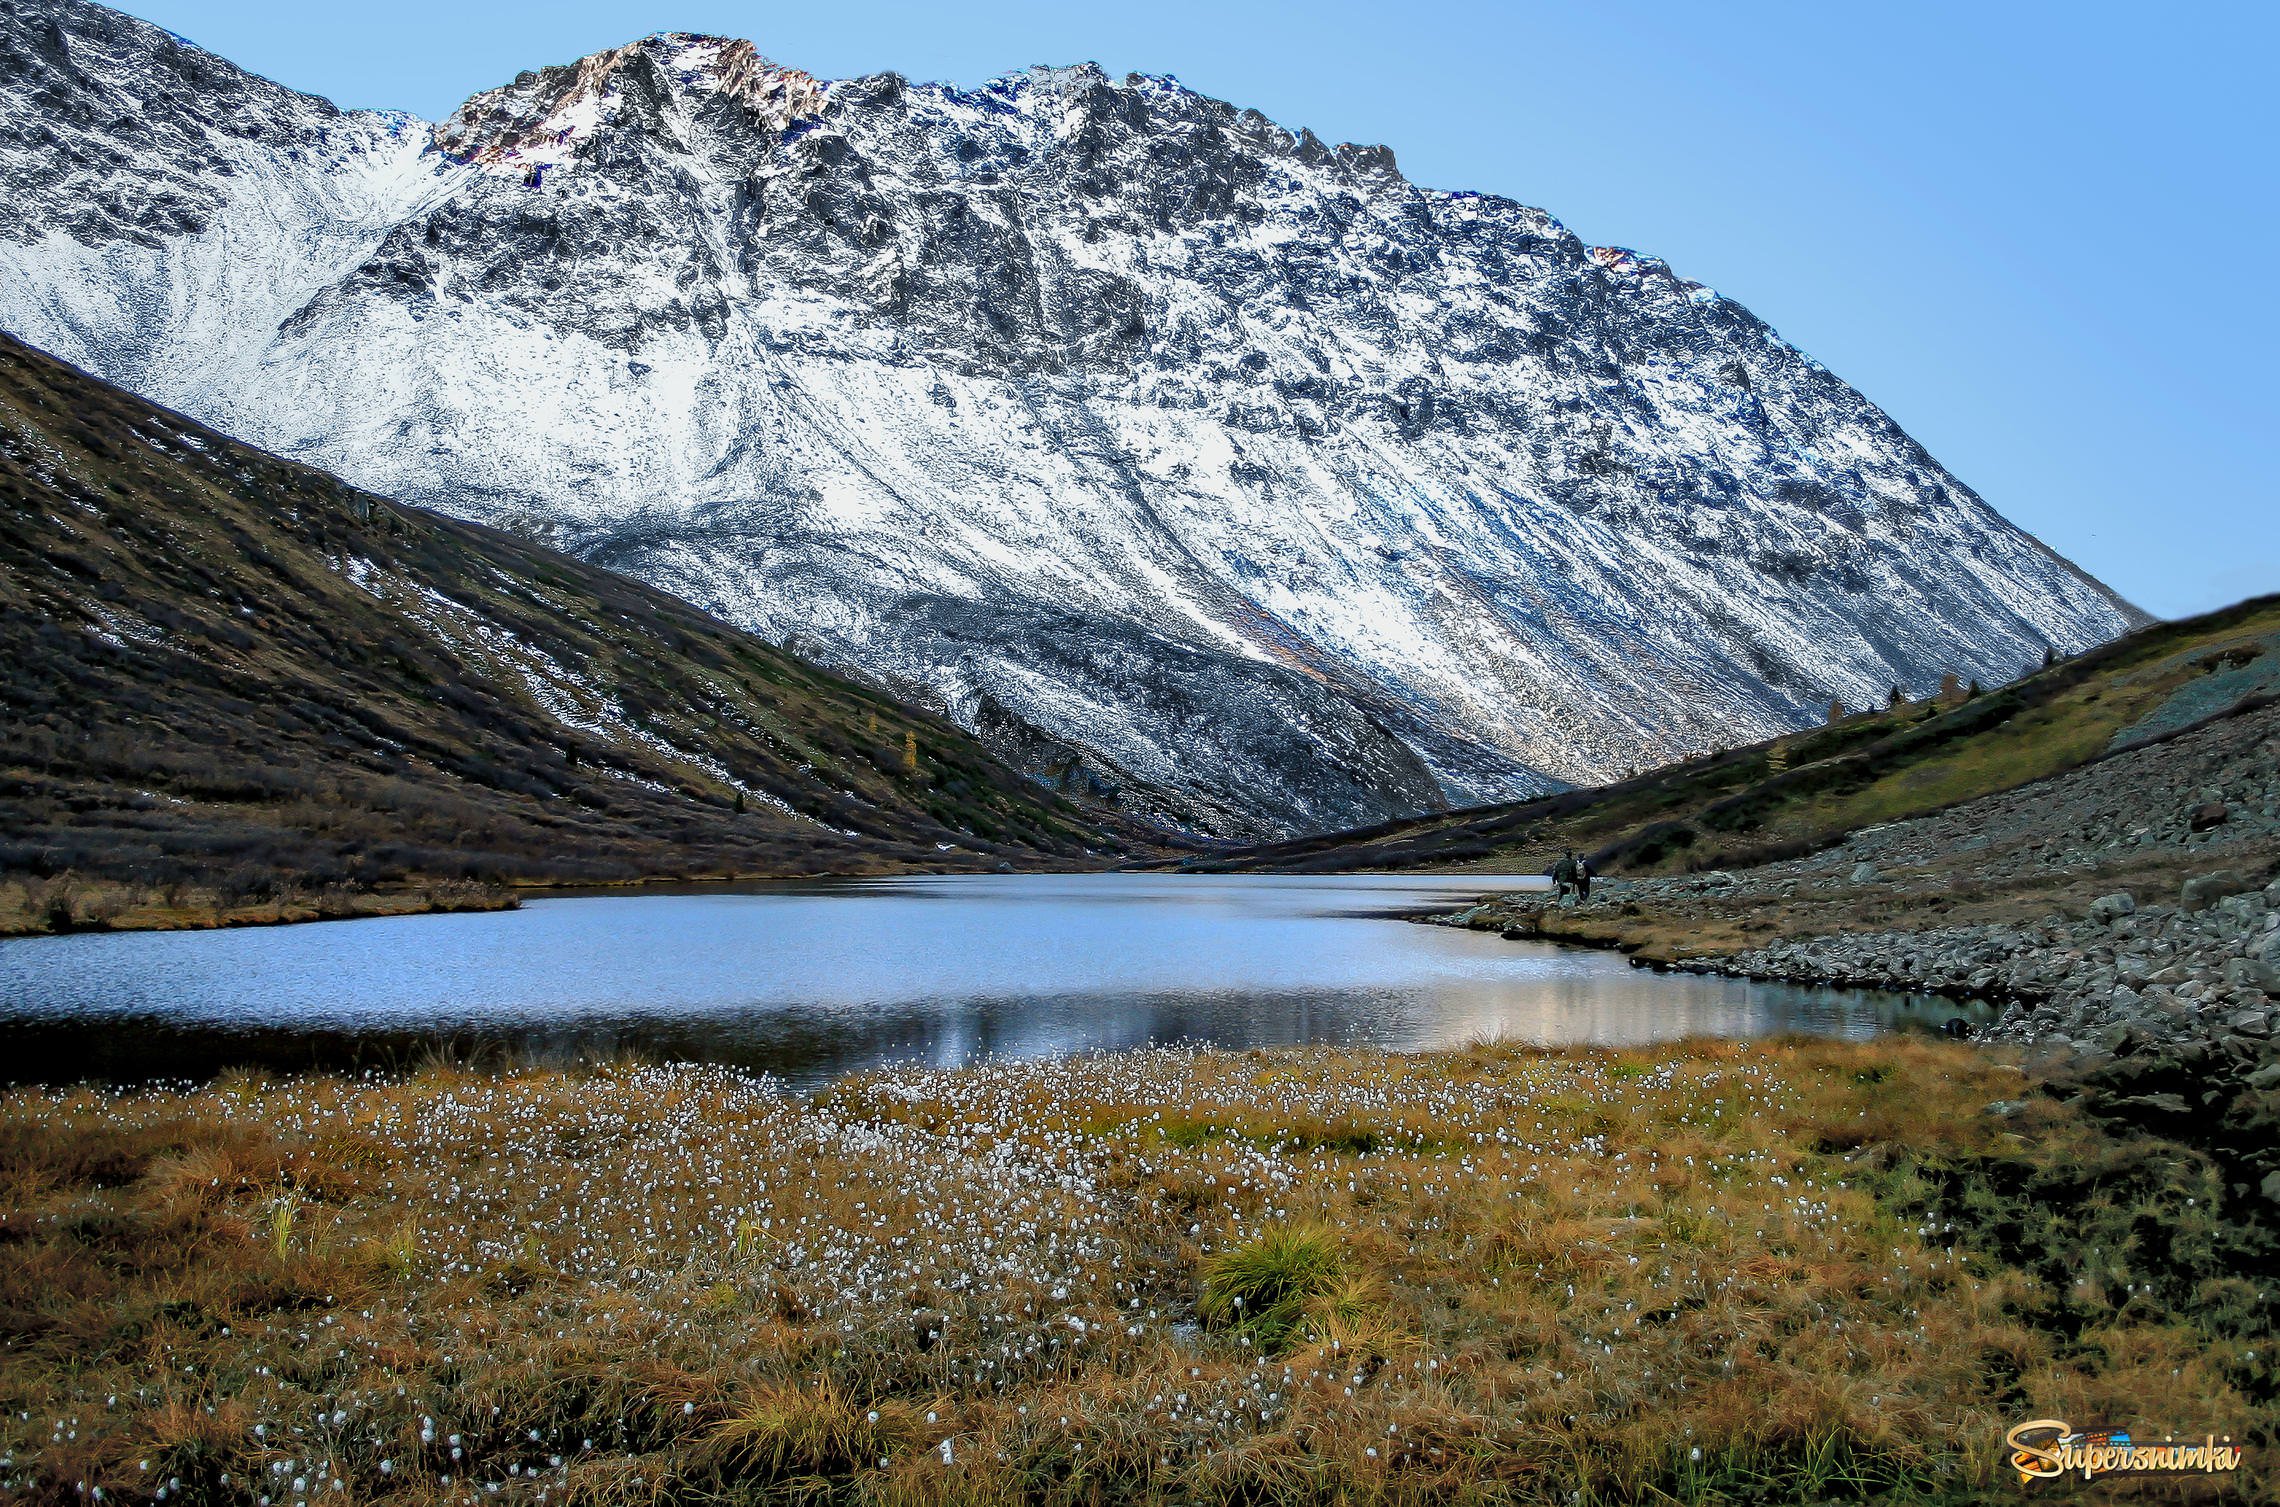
[1710,873,2278,1064]
[1435,697,2280,1198]
[1440,696,2277,1018]
[1449,873,2273,1050]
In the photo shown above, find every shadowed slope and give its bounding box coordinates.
[0,331,1134,924]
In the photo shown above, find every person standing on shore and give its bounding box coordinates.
[1550,850,1579,905]
[1576,856,1593,903]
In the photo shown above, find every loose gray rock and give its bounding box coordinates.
[2182,871,2254,912]
[2225,958,2279,995]
[2110,1091,2192,1116]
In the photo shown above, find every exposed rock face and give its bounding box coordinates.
[0,0,2145,836]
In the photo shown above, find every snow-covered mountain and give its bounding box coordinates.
[0,0,2145,837]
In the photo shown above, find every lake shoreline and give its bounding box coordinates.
[0,858,1176,940]
[1428,853,2280,1219]
[0,877,523,939]
[4,1035,2269,1503]
[1429,860,2277,1078]
[0,875,1963,1091]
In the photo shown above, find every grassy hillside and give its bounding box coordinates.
[0,334,1134,930]
[1201,594,2280,876]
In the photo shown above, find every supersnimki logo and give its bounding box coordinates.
[2004,1419,2244,1485]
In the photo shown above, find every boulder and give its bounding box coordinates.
[2110,1091,2192,1117]
[2225,958,2280,995]
[2190,801,2230,832]
[1850,862,1881,884]
[2181,871,2253,913]
[2086,892,2136,924]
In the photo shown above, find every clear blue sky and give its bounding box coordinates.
[123,1,2275,618]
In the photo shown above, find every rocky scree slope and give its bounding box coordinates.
[0,0,2143,837]
[0,332,1117,897]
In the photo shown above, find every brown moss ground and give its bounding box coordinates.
[2,1040,2269,1504]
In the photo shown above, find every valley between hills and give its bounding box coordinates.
[2,3,2275,1499]
[4,319,2276,1505]
[0,330,1147,939]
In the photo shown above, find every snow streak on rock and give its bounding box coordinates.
[0,0,2145,837]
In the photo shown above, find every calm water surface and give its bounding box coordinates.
[0,874,1978,1086]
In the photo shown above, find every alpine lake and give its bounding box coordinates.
[0,873,1984,1085]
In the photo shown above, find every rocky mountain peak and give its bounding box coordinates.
[0,0,2148,840]
[432,33,828,172]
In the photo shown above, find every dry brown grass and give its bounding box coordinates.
[0,1039,2268,1504]
[0,876,519,938]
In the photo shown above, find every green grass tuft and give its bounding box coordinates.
[1198,1221,1346,1353]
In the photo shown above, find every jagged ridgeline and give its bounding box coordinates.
[1,0,2143,838]
[0,332,1122,899]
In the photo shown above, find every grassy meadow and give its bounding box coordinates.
[2,1039,2270,1504]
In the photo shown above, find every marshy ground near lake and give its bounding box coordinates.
[3,1035,2270,1504]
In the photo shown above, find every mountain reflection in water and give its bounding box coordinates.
[0,874,1986,1086]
